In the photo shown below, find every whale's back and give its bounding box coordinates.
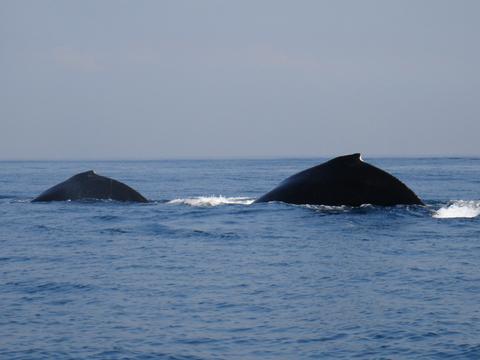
[32,170,148,202]
[254,154,423,206]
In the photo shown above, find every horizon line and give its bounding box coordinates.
[1,153,479,162]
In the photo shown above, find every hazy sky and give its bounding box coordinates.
[1,0,479,159]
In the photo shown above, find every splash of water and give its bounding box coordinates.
[304,204,351,212]
[168,196,254,207]
[433,200,480,219]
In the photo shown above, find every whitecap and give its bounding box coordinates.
[433,200,480,219]
[168,196,254,207]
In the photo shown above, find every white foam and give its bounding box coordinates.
[168,196,254,207]
[433,200,480,219]
[304,204,350,211]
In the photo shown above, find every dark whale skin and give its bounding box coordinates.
[254,153,424,206]
[32,170,148,203]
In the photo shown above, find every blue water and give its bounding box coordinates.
[1,158,479,359]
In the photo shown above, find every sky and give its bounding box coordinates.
[1,0,479,159]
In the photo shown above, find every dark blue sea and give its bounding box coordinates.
[1,158,479,359]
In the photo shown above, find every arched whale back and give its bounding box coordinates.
[254,153,423,206]
[32,170,148,203]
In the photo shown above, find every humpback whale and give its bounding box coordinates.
[254,153,424,206]
[32,170,148,203]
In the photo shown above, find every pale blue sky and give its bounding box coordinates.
[1,0,479,159]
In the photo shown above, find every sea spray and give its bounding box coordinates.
[433,200,480,219]
[168,196,254,207]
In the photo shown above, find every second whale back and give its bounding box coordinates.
[254,153,423,206]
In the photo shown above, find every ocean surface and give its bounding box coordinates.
[1,157,479,359]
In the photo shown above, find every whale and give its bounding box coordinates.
[254,153,424,206]
[32,170,148,203]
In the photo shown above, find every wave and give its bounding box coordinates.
[168,196,254,207]
[433,200,480,219]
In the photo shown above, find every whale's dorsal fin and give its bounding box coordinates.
[331,153,363,164]
[72,170,97,179]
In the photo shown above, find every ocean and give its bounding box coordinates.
[1,157,479,359]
